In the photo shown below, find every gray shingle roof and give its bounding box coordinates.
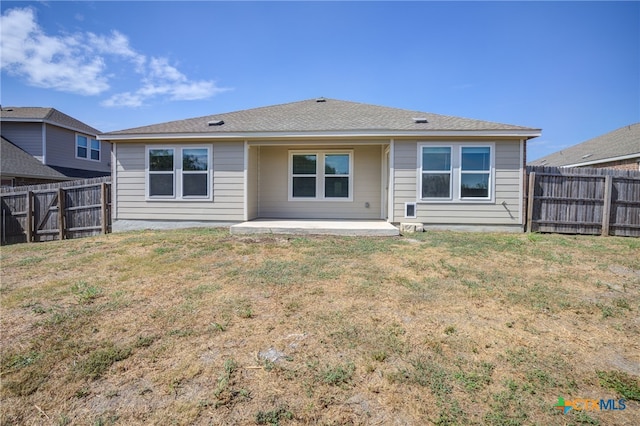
[530,123,640,166]
[1,137,69,180]
[102,98,539,136]
[48,166,111,179]
[0,107,101,135]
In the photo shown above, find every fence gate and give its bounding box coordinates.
[1,178,111,245]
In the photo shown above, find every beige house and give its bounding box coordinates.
[100,98,540,232]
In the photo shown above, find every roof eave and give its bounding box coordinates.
[100,129,541,142]
[1,117,101,136]
[560,152,640,168]
[0,171,71,180]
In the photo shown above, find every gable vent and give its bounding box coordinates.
[413,117,428,123]
[208,119,224,126]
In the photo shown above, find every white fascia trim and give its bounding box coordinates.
[99,129,542,141]
[247,140,390,147]
[562,153,640,168]
[3,118,99,137]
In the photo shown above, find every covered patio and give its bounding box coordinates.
[229,219,399,236]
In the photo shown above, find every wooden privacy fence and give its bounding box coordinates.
[526,166,640,237]
[2,169,638,242]
[1,177,111,245]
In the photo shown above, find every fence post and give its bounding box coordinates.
[601,175,612,236]
[58,188,65,240]
[101,182,108,234]
[526,171,536,233]
[26,191,33,243]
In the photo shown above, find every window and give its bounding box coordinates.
[146,146,211,200]
[149,149,175,197]
[289,151,352,201]
[460,147,491,199]
[419,143,494,202]
[292,154,317,198]
[76,135,100,161]
[421,147,452,199]
[182,148,209,197]
[324,154,350,198]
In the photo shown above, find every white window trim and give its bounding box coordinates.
[417,142,495,203]
[404,202,417,218]
[145,145,213,201]
[181,147,212,200]
[290,152,318,200]
[288,150,354,202]
[75,133,101,162]
[419,144,453,201]
[459,145,494,201]
[147,146,176,200]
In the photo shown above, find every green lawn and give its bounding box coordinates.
[1,229,639,425]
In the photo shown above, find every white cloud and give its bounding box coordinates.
[149,57,184,81]
[171,81,225,101]
[100,91,145,108]
[1,8,109,95]
[1,7,227,106]
[102,57,228,107]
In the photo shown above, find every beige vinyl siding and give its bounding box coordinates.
[1,122,43,159]
[393,140,522,225]
[45,125,111,172]
[258,145,382,219]
[115,142,244,221]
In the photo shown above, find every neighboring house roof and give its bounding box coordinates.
[1,137,69,181]
[0,107,101,135]
[48,166,111,179]
[101,98,540,140]
[530,123,640,167]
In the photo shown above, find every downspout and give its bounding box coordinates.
[388,139,395,223]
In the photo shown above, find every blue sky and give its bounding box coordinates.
[1,1,638,161]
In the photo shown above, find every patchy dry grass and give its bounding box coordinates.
[1,228,639,425]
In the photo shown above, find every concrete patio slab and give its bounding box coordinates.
[230,219,399,236]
